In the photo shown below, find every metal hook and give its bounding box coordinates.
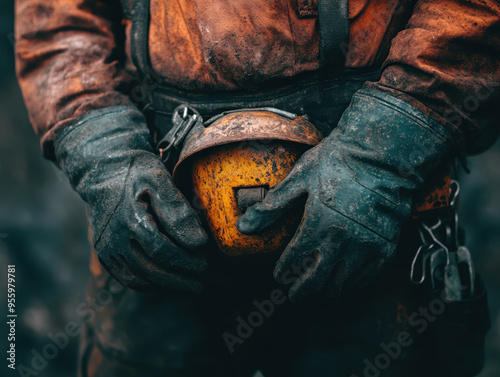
[449,180,460,207]
[421,222,450,265]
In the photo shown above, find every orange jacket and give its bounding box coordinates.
[15,0,500,159]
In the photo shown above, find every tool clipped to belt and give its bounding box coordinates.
[410,179,490,376]
[410,180,476,301]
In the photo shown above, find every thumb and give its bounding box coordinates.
[236,166,307,235]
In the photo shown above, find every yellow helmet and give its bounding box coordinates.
[174,108,322,257]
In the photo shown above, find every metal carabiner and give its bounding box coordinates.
[157,105,202,169]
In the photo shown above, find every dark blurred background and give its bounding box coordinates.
[1,2,499,376]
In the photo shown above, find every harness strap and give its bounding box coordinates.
[318,0,349,74]
[129,0,150,79]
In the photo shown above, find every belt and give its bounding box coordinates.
[145,69,381,141]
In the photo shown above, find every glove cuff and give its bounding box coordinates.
[336,88,453,186]
[54,106,151,177]
[357,88,453,147]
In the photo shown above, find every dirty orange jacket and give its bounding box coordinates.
[15,0,500,160]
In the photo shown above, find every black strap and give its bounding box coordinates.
[129,0,150,79]
[317,0,349,74]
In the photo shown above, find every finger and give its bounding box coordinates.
[281,213,347,302]
[274,197,363,301]
[101,236,205,292]
[288,241,347,303]
[324,259,353,299]
[123,240,205,293]
[128,202,208,274]
[324,230,392,298]
[98,251,153,291]
[273,197,337,279]
[350,241,395,289]
[272,209,315,282]
[137,172,209,251]
[236,162,309,235]
[322,235,364,299]
[324,259,377,299]
[286,248,323,303]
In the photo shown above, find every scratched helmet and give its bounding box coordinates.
[173,108,323,257]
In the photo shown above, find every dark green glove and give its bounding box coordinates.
[55,106,209,292]
[237,88,453,302]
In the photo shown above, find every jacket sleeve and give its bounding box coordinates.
[368,0,500,152]
[15,0,136,160]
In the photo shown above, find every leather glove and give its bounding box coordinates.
[237,88,453,302]
[55,106,209,291]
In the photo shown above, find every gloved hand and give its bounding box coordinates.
[237,89,453,302]
[55,106,209,292]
